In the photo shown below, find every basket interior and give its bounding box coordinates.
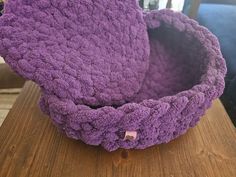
[132,24,207,103]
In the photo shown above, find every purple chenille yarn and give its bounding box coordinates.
[0,0,226,151]
[0,0,150,106]
[39,10,226,151]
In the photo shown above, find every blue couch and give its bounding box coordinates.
[183,0,236,125]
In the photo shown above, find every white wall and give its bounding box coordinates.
[144,0,185,11]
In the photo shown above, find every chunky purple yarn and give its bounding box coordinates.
[0,1,226,151]
[39,10,226,151]
[0,0,150,106]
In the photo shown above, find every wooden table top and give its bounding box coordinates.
[0,81,236,177]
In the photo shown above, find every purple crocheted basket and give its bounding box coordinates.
[0,2,226,151]
[38,10,226,151]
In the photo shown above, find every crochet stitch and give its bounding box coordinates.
[0,0,226,151]
[0,0,150,106]
[39,10,226,151]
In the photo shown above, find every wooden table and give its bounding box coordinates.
[0,81,236,177]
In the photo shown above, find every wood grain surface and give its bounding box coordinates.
[0,90,20,126]
[0,81,236,177]
[0,93,19,110]
[0,109,8,126]
[0,63,25,89]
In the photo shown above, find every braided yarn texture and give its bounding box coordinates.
[0,1,226,151]
[39,10,226,151]
[0,0,150,106]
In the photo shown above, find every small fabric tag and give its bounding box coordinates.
[124,131,137,141]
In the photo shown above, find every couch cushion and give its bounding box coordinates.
[197,4,236,79]
[201,0,236,5]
